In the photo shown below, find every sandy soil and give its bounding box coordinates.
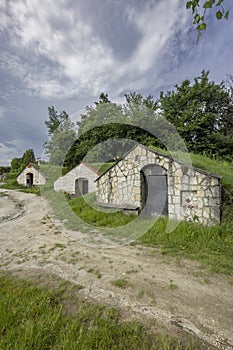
[0,189,232,349]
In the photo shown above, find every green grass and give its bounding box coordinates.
[140,217,233,275]
[87,268,102,279]
[111,278,133,289]
[0,274,201,350]
[40,164,64,183]
[18,186,41,195]
[0,180,41,196]
[89,162,116,174]
[68,194,135,228]
[190,153,233,189]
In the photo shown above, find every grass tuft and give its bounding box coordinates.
[68,194,135,228]
[111,278,133,289]
[140,217,233,275]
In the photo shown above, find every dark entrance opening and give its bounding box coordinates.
[141,164,168,217]
[26,173,33,187]
[75,178,89,195]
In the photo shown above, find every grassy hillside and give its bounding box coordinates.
[190,154,233,189]
[148,146,233,223]
[148,145,233,189]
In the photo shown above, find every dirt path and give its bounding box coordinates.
[0,189,232,349]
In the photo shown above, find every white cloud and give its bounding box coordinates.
[124,1,186,72]
[0,0,190,99]
[0,139,23,165]
[0,106,7,121]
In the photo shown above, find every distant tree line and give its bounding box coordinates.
[44,71,233,170]
[0,166,10,175]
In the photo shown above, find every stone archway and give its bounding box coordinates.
[75,178,89,195]
[26,173,33,187]
[141,164,168,217]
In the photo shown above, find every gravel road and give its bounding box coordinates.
[0,189,232,349]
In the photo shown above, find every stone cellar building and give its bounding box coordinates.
[96,145,222,226]
[17,163,48,186]
[54,162,101,195]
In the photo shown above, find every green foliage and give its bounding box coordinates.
[221,186,233,223]
[45,106,69,136]
[0,275,198,350]
[186,0,229,39]
[21,149,36,168]
[10,149,36,174]
[65,124,160,170]
[0,178,19,189]
[40,164,66,181]
[0,166,10,175]
[159,71,233,159]
[5,170,18,181]
[10,157,22,171]
[65,92,165,170]
[44,106,76,166]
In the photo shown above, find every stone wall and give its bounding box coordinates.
[17,164,47,186]
[96,145,221,226]
[54,163,99,194]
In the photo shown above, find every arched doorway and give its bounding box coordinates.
[141,164,168,217]
[26,173,33,187]
[75,178,89,195]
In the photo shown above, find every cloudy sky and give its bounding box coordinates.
[0,0,232,165]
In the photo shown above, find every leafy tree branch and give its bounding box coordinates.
[186,0,229,40]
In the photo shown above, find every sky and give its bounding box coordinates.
[0,0,233,165]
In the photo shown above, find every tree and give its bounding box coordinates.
[10,149,36,172]
[45,106,69,136]
[77,93,126,136]
[186,0,229,38]
[44,107,76,166]
[0,166,10,175]
[159,70,233,158]
[64,93,163,169]
[21,149,36,167]
[77,92,161,137]
[11,158,22,172]
[65,92,193,170]
[94,92,111,105]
